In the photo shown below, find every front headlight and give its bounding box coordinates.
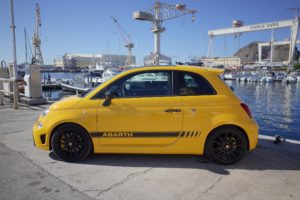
[37,121,43,129]
[40,109,49,118]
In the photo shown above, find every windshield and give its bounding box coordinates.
[78,88,94,98]
[79,75,115,98]
[80,67,142,98]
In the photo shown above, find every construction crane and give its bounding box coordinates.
[111,16,134,66]
[32,3,44,65]
[133,1,196,65]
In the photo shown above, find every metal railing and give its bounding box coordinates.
[0,60,18,109]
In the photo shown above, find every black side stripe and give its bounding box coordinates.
[190,131,194,137]
[180,132,185,137]
[90,131,201,138]
[90,132,180,138]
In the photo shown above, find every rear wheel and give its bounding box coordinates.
[51,124,92,162]
[205,126,247,165]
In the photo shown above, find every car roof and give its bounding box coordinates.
[125,65,224,76]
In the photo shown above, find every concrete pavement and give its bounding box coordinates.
[0,143,92,200]
[0,102,300,200]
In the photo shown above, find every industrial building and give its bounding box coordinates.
[200,56,241,68]
[53,53,136,69]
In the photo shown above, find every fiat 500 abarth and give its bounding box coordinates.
[33,66,258,165]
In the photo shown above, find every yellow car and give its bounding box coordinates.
[33,66,259,165]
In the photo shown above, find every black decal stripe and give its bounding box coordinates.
[190,131,194,137]
[194,132,198,137]
[180,132,185,137]
[186,131,190,137]
[90,132,101,137]
[90,132,180,138]
[132,132,180,137]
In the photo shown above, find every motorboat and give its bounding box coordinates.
[284,71,300,84]
[260,72,275,83]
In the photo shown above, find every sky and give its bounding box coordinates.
[0,0,299,65]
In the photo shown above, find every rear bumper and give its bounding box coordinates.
[247,121,259,151]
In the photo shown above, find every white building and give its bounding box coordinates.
[54,53,136,69]
[53,57,64,68]
[201,56,241,68]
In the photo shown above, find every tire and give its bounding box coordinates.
[51,124,92,162]
[205,126,247,165]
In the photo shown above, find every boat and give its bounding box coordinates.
[223,72,238,80]
[260,72,275,83]
[102,68,122,82]
[274,72,286,82]
[59,82,89,93]
[284,71,300,84]
[41,78,72,90]
[59,74,91,93]
[59,67,122,93]
[247,73,260,82]
[238,72,251,82]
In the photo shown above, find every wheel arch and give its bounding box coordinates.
[204,124,250,152]
[49,122,93,152]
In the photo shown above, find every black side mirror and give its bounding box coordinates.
[102,90,113,107]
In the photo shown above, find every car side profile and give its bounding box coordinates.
[33,66,259,165]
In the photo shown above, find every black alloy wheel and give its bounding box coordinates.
[205,126,247,165]
[51,124,92,162]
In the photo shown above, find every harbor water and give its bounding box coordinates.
[41,72,83,100]
[42,72,300,141]
[226,80,300,141]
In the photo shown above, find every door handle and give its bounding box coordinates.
[164,108,182,113]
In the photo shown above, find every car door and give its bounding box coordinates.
[174,71,217,139]
[96,70,183,146]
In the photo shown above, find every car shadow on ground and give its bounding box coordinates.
[49,138,300,175]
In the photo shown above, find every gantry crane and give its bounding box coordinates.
[133,1,196,65]
[111,16,134,66]
[32,3,44,65]
[208,17,300,65]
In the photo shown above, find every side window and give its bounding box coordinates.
[100,71,171,98]
[177,72,216,96]
[121,71,171,97]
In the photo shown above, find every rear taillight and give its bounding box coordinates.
[241,103,252,118]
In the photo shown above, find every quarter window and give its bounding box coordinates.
[177,71,216,96]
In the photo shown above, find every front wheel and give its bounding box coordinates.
[51,124,92,162]
[205,126,247,165]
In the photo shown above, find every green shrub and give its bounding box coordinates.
[294,63,300,70]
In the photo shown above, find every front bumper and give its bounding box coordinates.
[32,121,50,151]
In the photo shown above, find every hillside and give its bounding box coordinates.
[234,41,300,63]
